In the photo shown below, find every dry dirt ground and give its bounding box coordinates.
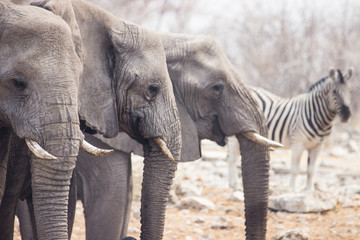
[14,144,360,240]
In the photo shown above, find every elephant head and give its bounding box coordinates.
[0,2,85,239]
[32,0,182,239]
[160,33,278,239]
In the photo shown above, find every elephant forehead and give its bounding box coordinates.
[184,53,226,78]
[5,4,73,43]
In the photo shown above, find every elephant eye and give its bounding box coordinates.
[12,78,27,91]
[212,82,224,98]
[145,83,160,101]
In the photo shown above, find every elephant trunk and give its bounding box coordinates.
[237,134,269,240]
[30,103,82,239]
[140,150,177,240]
[140,124,181,239]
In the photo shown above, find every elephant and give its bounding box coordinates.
[153,33,280,239]
[17,32,281,239]
[89,33,281,240]
[16,0,183,239]
[0,1,109,239]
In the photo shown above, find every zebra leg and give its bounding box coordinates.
[306,144,323,191]
[289,143,305,191]
[226,136,241,191]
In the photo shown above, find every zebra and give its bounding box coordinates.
[227,69,353,191]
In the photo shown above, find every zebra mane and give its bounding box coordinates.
[308,76,331,92]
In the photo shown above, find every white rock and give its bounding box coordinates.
[180,209,191,215]
[319,160,337,169]
[346,140,359,153]
[175,181,203,197]
[338,131,350,142]
[315,172,341,190]
[132,209,141,220]
[269,191,337,213]
[194,217,205,224]
[214,160,228,168]
[177,196,216,211]
[127,227,140,234]
[337,185,360,198]
[197,234,214,240]
[329,146,349,157]
[270,159,288,171]
[269,182,292,197]
[201,150,227,161]
[168,188,180,204]
[193,228,204,235]
[211,216,229,229]
[228,190,244,201]
[341,199,360,208]
[314,179,329,192]
[271,229,311,240]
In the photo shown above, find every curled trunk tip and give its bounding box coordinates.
[153,137,176,162]
[25,138,57,160]
[242,131,283,148]
[80,140,114,157]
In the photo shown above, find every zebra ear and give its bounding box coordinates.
[329,68,336,80]
[344,68,354,81]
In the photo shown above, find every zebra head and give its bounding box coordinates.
[329,68,353,122]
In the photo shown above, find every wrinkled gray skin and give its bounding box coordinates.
[161,33,271,239]
[103,33,270,239]
[21,0,182,240]
[17,134,133,240]
[18,33,270,239]
[0,1,83,240]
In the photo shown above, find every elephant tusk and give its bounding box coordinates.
[242,132,283,148]
[80,140,114,157]
[153,137,176,163]
[25,138,57,160]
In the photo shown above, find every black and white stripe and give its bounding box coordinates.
[227,69,353,190]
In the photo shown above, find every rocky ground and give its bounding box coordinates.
[14,125,360,240]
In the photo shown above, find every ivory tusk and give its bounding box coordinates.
[81,140,114,157]
[25,138,57,160]
[242,132,283,148]
[153,137,176,162]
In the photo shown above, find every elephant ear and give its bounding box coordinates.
[176,99,201,162]
[0,128,11,204]
[0,2,4,14]
[33,0,119,137]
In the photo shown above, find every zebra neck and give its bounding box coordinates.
[311,92,336,130]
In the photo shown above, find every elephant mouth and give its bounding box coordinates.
[80,120,98,134]
[211,116,226,146]
[129,115,146,144]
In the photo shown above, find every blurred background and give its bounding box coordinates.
[88,0,360,112]
[14,0,360,122]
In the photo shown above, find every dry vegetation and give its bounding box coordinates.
[88,0,360,111]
